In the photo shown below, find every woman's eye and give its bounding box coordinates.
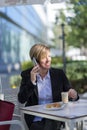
[48,55,51,58]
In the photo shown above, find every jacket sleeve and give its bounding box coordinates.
[18,69,36,104]
[61,70,79,101]
[61,70,72,91]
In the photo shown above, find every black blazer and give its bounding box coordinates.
[18,67,79,128]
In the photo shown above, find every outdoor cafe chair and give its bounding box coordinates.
[0,99,25,130]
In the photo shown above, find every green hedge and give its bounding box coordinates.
[21,61,33,70]
[66,61,87,94]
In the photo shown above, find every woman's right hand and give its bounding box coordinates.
[30,65,40,84]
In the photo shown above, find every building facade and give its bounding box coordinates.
[0,5,48,73]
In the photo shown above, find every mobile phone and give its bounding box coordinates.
[32,57,38,66]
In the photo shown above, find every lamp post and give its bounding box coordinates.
[61,23,66,73]
[55,16,66,73]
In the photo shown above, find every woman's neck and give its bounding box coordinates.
[39,69,48,79]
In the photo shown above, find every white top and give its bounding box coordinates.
[21,99,87,120]
[21,99,87,130]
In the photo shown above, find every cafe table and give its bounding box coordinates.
[20,99,87,130]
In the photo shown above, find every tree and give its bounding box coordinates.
[66,0,87,48]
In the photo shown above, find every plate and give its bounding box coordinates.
[44,102,66,111]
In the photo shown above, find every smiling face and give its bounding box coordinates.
[39,50,51,70]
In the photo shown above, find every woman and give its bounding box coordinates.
[18,44,79,130]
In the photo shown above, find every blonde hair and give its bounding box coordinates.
[29,44,50,62]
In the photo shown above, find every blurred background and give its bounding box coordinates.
[0,0,87,127]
